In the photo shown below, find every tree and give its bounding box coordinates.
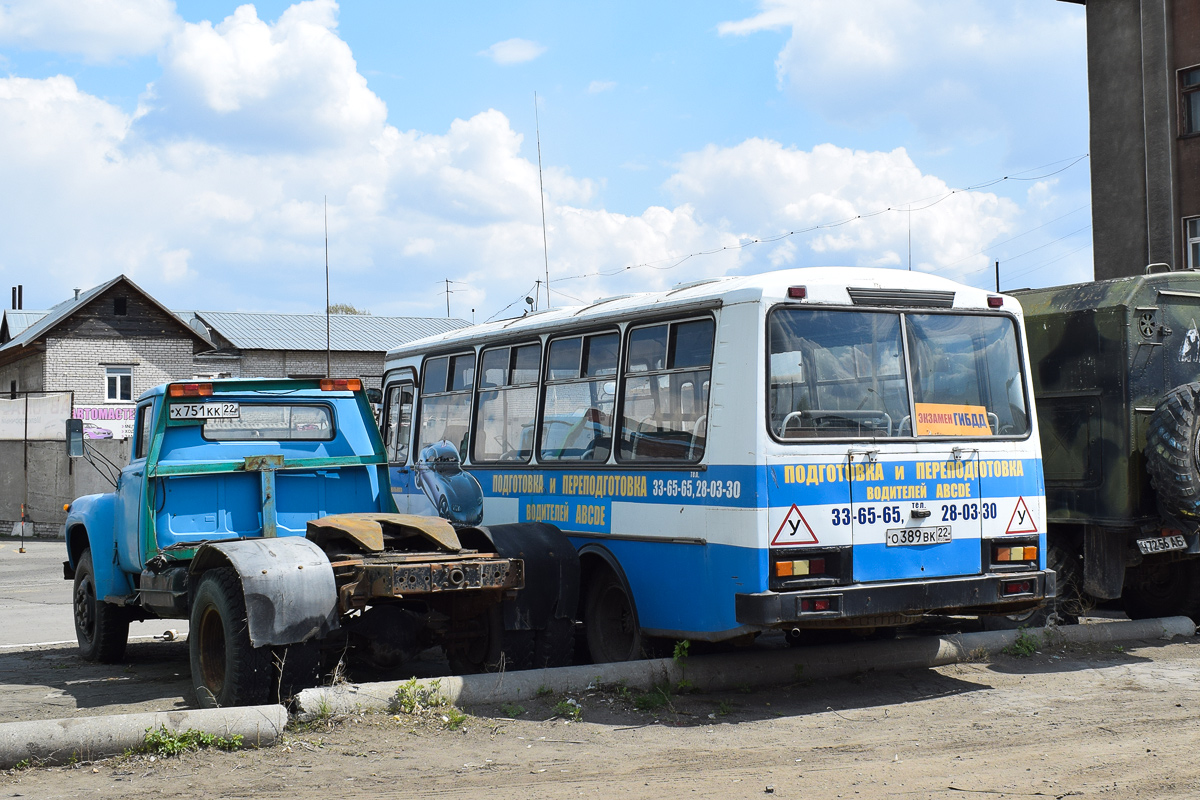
[327,303,370,315]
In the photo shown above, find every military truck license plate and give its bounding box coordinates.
[1136,534,1187,555]
[885,526,951,546]
[169,402,240,420]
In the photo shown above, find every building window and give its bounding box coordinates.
[105,367,132,402]
[113,297,127,316]
[1188,218,1200,270]
[1184,67,1200,136]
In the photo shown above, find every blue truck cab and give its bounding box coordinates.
[63,378,572,707]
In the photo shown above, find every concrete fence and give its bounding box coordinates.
[0,439,129,538]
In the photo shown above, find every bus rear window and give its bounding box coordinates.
[202,404,334,441]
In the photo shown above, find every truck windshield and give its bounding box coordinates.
[768,308,1028,439]
[202,404,334,441]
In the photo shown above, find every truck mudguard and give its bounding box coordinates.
[190,537,339,648]
[64,493,134,600]
[473,522,580,631]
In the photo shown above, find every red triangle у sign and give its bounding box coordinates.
[772,504,819,545]
[1005,496,1038,534]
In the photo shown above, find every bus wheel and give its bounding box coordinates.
[1122,559,1200,619]
[983,543,1083,629]
[189,568,272,708]
[73,548,129,663]
[585,570,641,663]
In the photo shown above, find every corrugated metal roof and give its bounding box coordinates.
[193,311,467,352]
[1,310,48,340]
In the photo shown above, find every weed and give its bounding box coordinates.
[139,727,243,757]
[672,639,691,664]
[552,698,583,721]
[735,682,753,694]
[1002,628,1039,658]
[500,702,526,717]
[535,684,554,698]
[312,695,334,721]
[392,678,448,715]
[634,684,673,713]
[442,707,469,730]
[717,700,733,717]
[675,677,694,693]
[1112,644,1126,654]
[11,759,31,771]
[966,646,990,663]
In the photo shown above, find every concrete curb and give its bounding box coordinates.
[295,616,1195,719]
[0,704,287,769]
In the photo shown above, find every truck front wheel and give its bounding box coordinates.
[73,548,129,663]
[189,568,271,708]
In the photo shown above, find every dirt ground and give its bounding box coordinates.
[7,632,1200,800]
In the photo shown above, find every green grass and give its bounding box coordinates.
[138,727,243,757]
[552,699,583,721]
[1002,628,1040,658]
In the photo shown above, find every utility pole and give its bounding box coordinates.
[995,260,1000,293]
[535,92,551,309]
[325,196,331,378]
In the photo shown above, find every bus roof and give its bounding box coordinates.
[386,267,1011,359]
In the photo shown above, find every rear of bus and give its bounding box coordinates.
[737,271,1052,630]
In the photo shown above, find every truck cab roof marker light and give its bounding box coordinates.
[787,286,807,299]
[320,378,362,392]
[168,383,213,397]
[987,295,1004,308]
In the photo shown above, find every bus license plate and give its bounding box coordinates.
[885,526,952,547]
[1136,534,1187,555]
[169,402,240,420]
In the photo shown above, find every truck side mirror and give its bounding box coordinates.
[66,418,84,457]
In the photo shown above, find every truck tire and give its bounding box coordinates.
[73,548,129,663]
[1146,382,1200,523]
[446,605,503,674]
[189,568,272,708]
[584,568,642,663]
[983,543,1083,629]
[1122,559,1200,620]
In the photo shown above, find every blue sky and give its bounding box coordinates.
[0,0,1090,320]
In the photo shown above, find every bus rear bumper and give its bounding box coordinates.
[735,569,1055,627]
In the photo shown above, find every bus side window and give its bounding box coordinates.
[618,318,714,462]
[474,343,541,463]
[383,383,414,464]
[418,353,475,461]
[540,331,618,462]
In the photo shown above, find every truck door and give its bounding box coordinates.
[381,377,422,513]
[848,447,982,583]
[116,401,153,572]
[1157,290,1200,391]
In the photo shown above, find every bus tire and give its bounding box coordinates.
[584,569,642,663]
[73,548,129,664]
[1146,382,1200,523]
[1122,559,1200,620]
[189,568,272,708]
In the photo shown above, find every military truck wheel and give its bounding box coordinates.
[1122,559,1200,619]
[189,568,271,708]
[446,605,503,674]
[983,543,1083,629]
[1146,382,1200,523]
[584,568,642,663]
[73,549,129,663]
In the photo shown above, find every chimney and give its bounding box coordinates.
[17,285,22,310]
[74,288,80,301]
[9,287,14,310]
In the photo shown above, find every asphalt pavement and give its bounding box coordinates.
[0,538,188,649]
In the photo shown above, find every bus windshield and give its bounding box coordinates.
[768,308,1029,439]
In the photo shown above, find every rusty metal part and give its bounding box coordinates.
[307,513,462,553]
[333,555,523,612]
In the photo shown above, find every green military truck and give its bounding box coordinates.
[1015,272,1200,621]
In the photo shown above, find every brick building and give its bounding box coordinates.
[0,276,466,439]
[1062,0,1200,278]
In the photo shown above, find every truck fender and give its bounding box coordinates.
[467,522,580,631]
[63,493,134,601]
[190,538,340,648]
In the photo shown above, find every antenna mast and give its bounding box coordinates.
[535,92,551,309]
[325,196,331,378]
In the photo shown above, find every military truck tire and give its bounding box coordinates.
[1122,559,1200,620]
[446,605,503,674]
[1146,382,1200,523]
[983,543,1083,629]
[189,568,272,708]
[73,549,130,663]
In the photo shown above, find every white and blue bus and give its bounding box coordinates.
[380,268,1052,662]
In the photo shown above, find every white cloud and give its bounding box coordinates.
[138,0,386,150]
[666,139,1018,280]
[0,0,178,62]
[587,80,616,94]
[479,38,546,65]
[719,0,1086,144]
